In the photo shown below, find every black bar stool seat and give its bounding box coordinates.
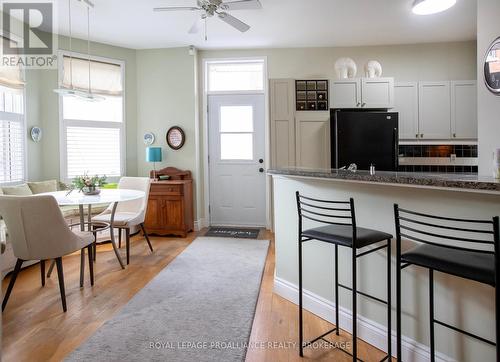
[402,244,495,286]
[303,224,393,249]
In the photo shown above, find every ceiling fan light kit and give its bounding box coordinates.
[154,0,261,39]
[412,0,457,15]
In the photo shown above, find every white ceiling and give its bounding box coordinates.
[55,0,477,50]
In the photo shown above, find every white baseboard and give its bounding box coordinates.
[194,218,208,231]
[274,277,456,362]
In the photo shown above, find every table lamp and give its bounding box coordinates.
[146,147,162,179]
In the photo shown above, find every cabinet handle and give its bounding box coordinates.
[453,133,456,138]
[357,102,361,107]
[362,102,366,107]
[420,133,424,138]
[416,134,419,138]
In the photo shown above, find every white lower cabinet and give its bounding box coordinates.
[295,111,330,169]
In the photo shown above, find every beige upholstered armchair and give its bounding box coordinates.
[0,195,95,312]
[92,177,153,264]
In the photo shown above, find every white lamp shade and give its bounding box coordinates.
[412,0,457,15]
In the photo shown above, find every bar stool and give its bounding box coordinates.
[296,192,393,362]
[394,205,500,362]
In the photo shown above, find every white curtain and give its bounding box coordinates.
[0,36,25,89]
[62,56,123,96]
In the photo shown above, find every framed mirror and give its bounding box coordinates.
[484,36,500,95]
[166,126,185,150]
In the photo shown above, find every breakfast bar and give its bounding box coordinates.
[269,167,500,361]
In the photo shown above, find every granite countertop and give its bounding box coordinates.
[267,167,500,193]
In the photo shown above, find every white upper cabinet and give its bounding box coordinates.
[361,78,394,108]
[394,82,419,140]
[332,78,394,109]
[451,80,477,139]
[331,79,361,109]
[418,82,451,139]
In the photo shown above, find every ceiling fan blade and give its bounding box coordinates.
[223,0,262,10]
[153,6,201,12]
[188,17,202,34]
[217,12,250,32]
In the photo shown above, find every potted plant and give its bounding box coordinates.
[72,173,107,195]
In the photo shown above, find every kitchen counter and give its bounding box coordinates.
[268,167,500,194]
[270,167,500,361]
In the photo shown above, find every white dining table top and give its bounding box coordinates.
[38,189,145,206]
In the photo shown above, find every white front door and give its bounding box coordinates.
[208,94,266,226]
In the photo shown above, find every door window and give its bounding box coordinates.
[219,105,254,160]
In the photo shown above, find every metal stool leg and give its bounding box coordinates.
[387,239,392,360]
[429,269,435,362]
[335,244,340,336]
[352,245,357,361]
[497,279,500,362]
[299,238,304,357]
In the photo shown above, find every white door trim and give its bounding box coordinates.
[201,56,271,230]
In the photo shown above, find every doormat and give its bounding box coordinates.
[204,227,261,239]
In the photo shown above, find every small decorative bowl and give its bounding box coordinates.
[82,187,101,196]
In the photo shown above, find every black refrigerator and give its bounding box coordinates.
[330,109,399,171]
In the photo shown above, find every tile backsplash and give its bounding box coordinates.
[398,145,478,173]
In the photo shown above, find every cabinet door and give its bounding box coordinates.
[144,197,162,229]
[163,198,184,229]
[270,79,295,167]
[418,82,451,139]
[361,77,394,109]
[451,80,477,139]
[394,82,419,140]
[331,79,361,109]
[295,111,330,168]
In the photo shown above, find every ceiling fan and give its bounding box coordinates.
[153,0,261,36]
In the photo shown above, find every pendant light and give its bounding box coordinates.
[53,0,77,97]
[412,0,457,15]
[53,0,103,101]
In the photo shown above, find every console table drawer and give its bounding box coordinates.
[151,184,183,195]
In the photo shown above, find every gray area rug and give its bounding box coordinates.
[67,237,269,362]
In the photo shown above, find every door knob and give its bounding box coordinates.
[259,159,264,164]
[259,168,264,173]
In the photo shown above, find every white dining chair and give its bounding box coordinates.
[92,177,153,264]
[0,195,95,312]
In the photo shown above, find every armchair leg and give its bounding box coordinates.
[126,228,130,265]
[87,244,94,286]
[118,229,122,249]
[2,259,23,311]
[140,223,153,252]
[55,257,67,312]
[40,260,45,287]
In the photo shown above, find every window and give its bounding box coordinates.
[219,105,254,160]
[207,60,264,92]
[60,54,124,180]
[0,35,25,184]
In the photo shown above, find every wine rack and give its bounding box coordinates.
[296,80,329,111]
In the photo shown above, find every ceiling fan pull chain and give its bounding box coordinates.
[205,17,208,41]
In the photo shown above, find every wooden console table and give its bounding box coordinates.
[144,167,194,237]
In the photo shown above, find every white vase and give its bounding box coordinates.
[493,149,500,179]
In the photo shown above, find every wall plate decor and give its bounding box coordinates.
[296,80,329,111]
[166,126,185,150]
[143,132,155,145]
[30,127,42,142]
[484,36,500,95]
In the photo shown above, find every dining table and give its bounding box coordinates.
[39,188,145,286]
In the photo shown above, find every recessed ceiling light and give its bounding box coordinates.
[412,0,457,15]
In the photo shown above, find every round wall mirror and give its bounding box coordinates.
[484,36,500,95]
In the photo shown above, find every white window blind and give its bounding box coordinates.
[60,55,124,180]
[0,85,25,184]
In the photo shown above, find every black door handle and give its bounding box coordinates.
[259,168,264,173]
[259,159,264,164]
